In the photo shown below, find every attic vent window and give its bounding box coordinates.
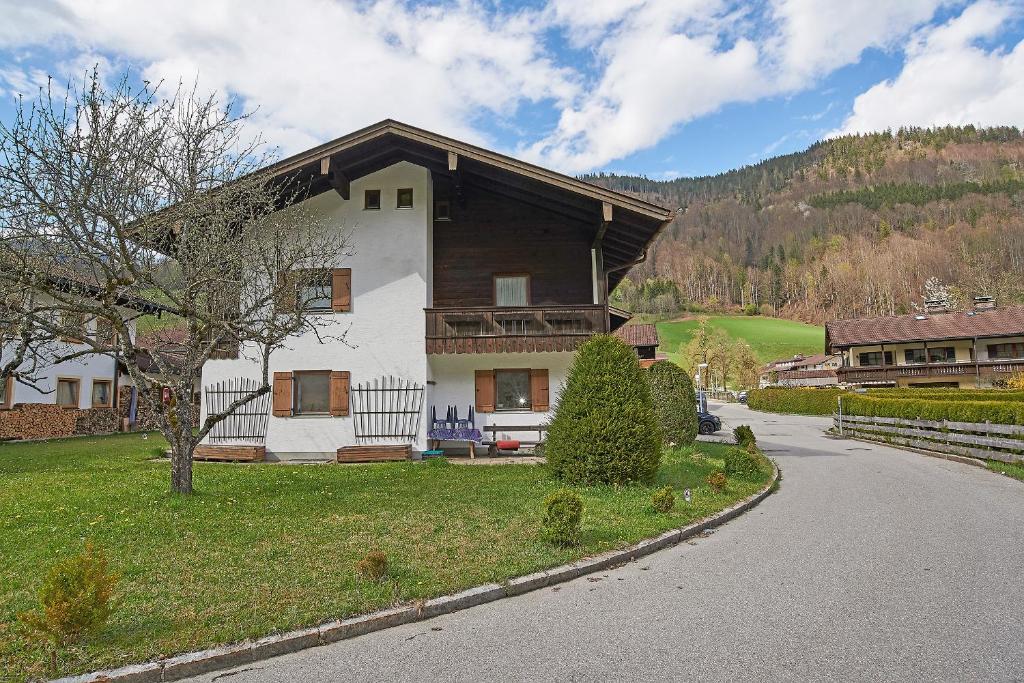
[364,189,381,210]
[396,188,414,209]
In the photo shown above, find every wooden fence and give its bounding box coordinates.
[834,413,1024,463]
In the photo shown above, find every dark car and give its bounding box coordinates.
[737,391,749,404]
[698,411,721,435]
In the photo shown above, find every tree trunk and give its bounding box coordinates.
[166,389,196,495]
[169,437,194,495]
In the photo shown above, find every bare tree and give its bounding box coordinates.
[0,70,349,493]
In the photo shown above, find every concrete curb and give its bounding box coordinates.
[54,460,780,683]
[842,434,989,469]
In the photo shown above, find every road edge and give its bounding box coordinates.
[54,459,780,683]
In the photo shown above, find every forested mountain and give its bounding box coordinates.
[584,126,1024,323]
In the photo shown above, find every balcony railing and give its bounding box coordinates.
[425,304,607,354]
[838,359,1024,383]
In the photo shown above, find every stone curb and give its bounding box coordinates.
[843,434,989,469]
[53,459,779,683]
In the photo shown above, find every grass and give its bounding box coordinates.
[987,459,1024,482]
[0,434,772,679]
[657,315,825,365]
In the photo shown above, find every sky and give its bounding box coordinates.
[0,0,1022,179]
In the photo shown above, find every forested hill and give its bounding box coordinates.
[583,126,1024,324]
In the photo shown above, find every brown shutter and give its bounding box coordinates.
[275,271,296,312]
[530,369,549,412]
[2,376,12,409]
[475,370,495,413]
[272,372,293,417]
[329,371,350,416]
[332,268,352,312]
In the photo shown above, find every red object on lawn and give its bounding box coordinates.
[496,440,520,451]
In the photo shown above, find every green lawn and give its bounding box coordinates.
[0,434,771,679]
[657,315,825,365]
[988,459,1024,482]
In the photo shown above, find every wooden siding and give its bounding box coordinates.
[337,444,411,463]
[432,178,595,308]
[425,304,607,354]
[194,444,266,462]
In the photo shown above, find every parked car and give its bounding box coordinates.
[738,391,748,404]
[697,410,721,435]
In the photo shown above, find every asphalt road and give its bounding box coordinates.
[185,404,1024,682]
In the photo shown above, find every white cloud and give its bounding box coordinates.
[837,0,1024,134]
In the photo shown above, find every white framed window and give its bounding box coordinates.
[298,271,332,312]
[57,378,80,408]
[494,274,529,307]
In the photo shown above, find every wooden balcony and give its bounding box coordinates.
[425,305,608,354]
[837,359,1024,384]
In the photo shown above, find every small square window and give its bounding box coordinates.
[294,371,331,415]
[297,270,332,311]
[364,189,381,210]
[396,188,414,209]
[435,199,451,221]
[92,380,112,408]
[495,370,531,411]
[57,378,80,408]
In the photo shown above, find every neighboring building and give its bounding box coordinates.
[614,322,664,368]
[826,298,1024,388]
[760,353,841,388]
[199,120,672,460]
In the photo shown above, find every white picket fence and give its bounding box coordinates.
[834,413,1024,464]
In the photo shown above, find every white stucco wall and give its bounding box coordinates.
[427,351,574,442]
[2,313,134,409]
[200,161,434,459]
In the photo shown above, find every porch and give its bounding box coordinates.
[837,359,1024,385]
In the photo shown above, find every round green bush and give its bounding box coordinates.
[733,424,756,449]
[651,486,675,513]
[546,335,662,485]
[646,360,698,447]
[723,446,762,477]
[541,488,584,546]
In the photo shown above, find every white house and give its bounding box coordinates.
[198,120,672,461]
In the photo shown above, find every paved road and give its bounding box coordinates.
[186,404,1024,682]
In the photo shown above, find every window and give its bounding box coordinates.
[988,342,1024,360]
[0,376,11,408]
[494,274,529,306]
[95,318,117,347]
[904,348,926,364]
[91,379,112,408]
[60,311,87,343]
[858,351,892,367]
[928,346,956,363]
[298,270,332,311]
[56,378,80,408]
[435,199,451,221]
[364,189,381,210]
[495,370,531,411]
[294,371,330,415]
[396,188,414,209]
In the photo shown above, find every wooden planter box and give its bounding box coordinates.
[337,444,411,463]
[194,444,266,462]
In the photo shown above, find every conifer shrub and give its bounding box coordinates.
[647,360,699,446]
[546,335,662,485]
[541,488,584,546]
[733,425,756,449]
[19,542,118,655]
[651,486,675,513]
[355,551,389,582]
[707,471,727,492]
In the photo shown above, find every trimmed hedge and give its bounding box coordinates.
[867,389,1024,402]
[546,335,663,485]
[747,388,846,416]
[647,360,699,446]
[843,395,1024,425]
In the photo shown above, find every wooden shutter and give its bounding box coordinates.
[272,372,293,417]
[530,369,549,412]
[329,371,350,416]
[2,376,12,409]
[275,271,298,312]
[474,370,495,413]
[332,268,352,312]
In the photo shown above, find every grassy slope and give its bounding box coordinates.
[0,434,771,679]
[657,315,825,365]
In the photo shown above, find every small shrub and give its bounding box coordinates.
[651,486,675,513]
[541,488,584,546]
[647,360,699,447]
[355,551,389,582]
[18,542,118,653]
[733,425,756,449]
[546,335,662,485]
[707,471,727,492]
[723,446,762,477]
